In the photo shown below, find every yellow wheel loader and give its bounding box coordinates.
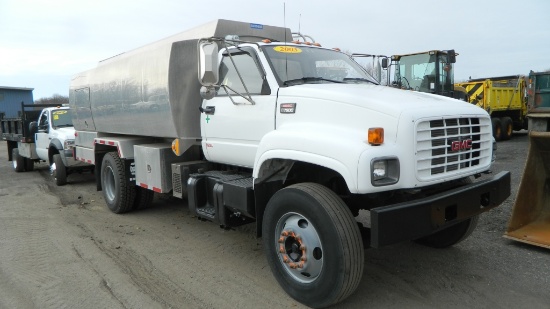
[505,70,550,248]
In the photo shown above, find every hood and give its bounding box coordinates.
[277,83,488,119]
[51,127,76,140]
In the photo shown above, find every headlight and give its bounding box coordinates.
[371,157,399,186]
[63,139,75,150]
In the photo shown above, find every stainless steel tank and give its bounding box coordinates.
[69,19,291,139]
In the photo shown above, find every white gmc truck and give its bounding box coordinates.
[69,19,510,308]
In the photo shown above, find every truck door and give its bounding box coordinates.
[201,47,276,168]
[35,110,50,160]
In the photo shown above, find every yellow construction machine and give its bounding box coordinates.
[504,70,550,248]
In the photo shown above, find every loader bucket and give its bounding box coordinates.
[504,131,550,248]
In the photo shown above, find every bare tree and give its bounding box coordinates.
[35,94,69,105]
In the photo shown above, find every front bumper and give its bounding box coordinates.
[370,171,511,248]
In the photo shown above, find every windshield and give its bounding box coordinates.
[262,45,378,86]
[51,109,73,127]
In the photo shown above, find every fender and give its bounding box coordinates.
[254,124,368,193]
[48,139,68,165]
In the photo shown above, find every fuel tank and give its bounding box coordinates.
[69,19,291,139]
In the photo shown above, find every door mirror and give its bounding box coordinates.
[198,41,219,86]
[381,57,388,69]
[38,122,48,132]
[447,50,456,64]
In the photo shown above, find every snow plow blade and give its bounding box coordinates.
[504,131,550,248]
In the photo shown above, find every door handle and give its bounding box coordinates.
[200,106,215,115]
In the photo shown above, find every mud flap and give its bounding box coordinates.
[504,131,550,248]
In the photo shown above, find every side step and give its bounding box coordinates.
[186,170,255,228]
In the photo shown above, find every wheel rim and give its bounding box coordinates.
[274,212,323,284]
[103,166,116,203]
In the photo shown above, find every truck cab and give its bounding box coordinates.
[383,50,462,99]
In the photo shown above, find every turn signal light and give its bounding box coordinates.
[368,128,384,145]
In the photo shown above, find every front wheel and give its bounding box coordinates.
[414,216,479,248]
[263,183,364,308]
[414,177,478,248]
[101,152,135,214]
[52,154,67,186]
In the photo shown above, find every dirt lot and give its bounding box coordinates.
[0,131,548,309]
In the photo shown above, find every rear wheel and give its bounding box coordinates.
[132,187,154,210]
[101,152,135,213]
[52,154,67,186]
[491,117,502,141]
[263,183,364,308]
[501,117,513,140]
[25,158,34,171]
[12,148,25,173]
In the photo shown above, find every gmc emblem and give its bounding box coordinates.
[451,139,472,152]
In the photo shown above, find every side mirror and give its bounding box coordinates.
[38,122,48,132]
[198,41,219,86]
[447,50,456,64]
[373,59,382,83]
[381,58,388,69]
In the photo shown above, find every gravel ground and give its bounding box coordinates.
[0,130,548,309]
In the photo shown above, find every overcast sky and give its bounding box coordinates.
[1,0,549,99]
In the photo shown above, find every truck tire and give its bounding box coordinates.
[414,177,478,248]
[25,158,34,172]
[501,117,513,140]
[12,148,25,173]
[491,117,502,141]
[132,187,154,210]
[52,154,67,186]
[101,152,135,214]
[262,183,364,308]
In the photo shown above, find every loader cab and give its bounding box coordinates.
[384,50,456,98]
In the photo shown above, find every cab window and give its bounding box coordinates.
[219,48,264,95]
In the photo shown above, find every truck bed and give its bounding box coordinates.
[1,103,62,142]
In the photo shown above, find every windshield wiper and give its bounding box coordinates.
[283,77,343,86]
[343,78,378,85]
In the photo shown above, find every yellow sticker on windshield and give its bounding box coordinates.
[274,46,302,54]
[54,115,59,120]
[52,110,67,115]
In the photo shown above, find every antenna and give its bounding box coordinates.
[283,2,286,42]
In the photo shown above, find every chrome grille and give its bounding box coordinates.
[416,117,492,180]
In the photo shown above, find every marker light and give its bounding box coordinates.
[262,39,272,43]
[171,138,181,156]
[368,128,384,145]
